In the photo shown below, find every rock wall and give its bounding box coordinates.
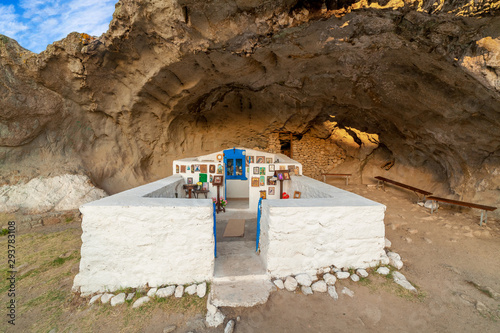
[1,0,499,216]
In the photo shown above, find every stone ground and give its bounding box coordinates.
[1,182,499,332]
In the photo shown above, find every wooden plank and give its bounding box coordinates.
[375,176,432,196]
[427,196,497,211]
[223,219,245,237]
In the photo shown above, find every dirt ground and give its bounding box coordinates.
[1,183,499,332]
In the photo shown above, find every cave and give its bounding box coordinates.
[0,0,499,217]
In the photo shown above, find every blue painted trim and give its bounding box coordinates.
[223,148,247,180]
[213,202,217,258]
[256,197,262,252]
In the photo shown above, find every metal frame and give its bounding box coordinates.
[256,197,262,252]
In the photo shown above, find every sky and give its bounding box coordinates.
[0,0,117,53]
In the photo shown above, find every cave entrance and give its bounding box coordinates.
[278,132,294,158]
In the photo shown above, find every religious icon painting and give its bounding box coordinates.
[217,164,223,174]
[293,191,301,199]
[247,156,254,165]
[251,177,259,187]
[202,182,209,191]
[268,187,275,195]
[175,165,179,173]
[253,167,259,175]
[181,165,186,173]
[283,172,290,180]
[277,172,284,180]
[187,177,193,184]
[209,164,216,173]
[200,164,207,173]
[269,164,275,172]
[266,157,273,163]
[194,165,201,172]
[294,167,299,176]
[213,175,224,186]
[191,165,195,173]
[288,165,295,172]
[267,176,276,186]
[210,175,213,183]
[259,167,266,175]
[256,156,265,164]
[279,165,286,170]
[260,190,267,199]
[259,176,265,186]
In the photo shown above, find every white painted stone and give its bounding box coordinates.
[390,258,404,270]
[0,174,107,214]
[100,293,113,304]
[273,279,284,290]
[110,293,126,306]
[356,269,369,278]
[185,284,197,295]
[320,267,331,274]
[301,286,313,295]
[350,274,360,282]
[284,276,298,291]
[147,288,158,297]
[387,251,401,260]
[311,280,327,293]
[89,294,101,305]
[126,293,135,301]
[259,175,386,278]
[132,296,150,308]
[157,286,176,298]
[379,254,390,265]
[72,175,215,294]
[205,309,225,327]
[196,283,207,298]
[394,279,417,292]
[336,272,350,279]
[295,273,313,287]
[328,286,338,300]
[323,273,337,285]
[224,320,235,333]
[384,237,392,248]
[392,271,407,282]
[175,285,184,298]
[341,287,354,297]
[376,267,390,275]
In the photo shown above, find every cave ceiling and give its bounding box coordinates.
[0,0,499,198]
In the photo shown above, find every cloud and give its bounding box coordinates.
[0,5,29,37]
[1,0,116,53]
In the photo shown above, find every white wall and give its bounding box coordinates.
[226,179,249,198]
[73,175,215,294]
[259,176,387,277]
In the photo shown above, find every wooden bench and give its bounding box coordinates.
[427,196,497,226]
[322,173,352,185]
[375,176,433,202]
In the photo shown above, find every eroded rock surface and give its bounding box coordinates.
[1,0,499,215]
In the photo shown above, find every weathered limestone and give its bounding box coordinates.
[301,286,313,295]
[185,285,197,295]
[341,287,355,297]
[328,286,339,300]
[132,296,150,308]
[174,285,184,298]
[295,273,313,287]
[273,279,284,290]
[323,273,337,285]
[284,276,298,291]
[89,294,101,305]
[377,267,390,275]
[147,288,157,297]
[157,286,176,298]
[336,272,350,280]
[100,293,113,304]
[196,283,207,298]
[311,281,327,293]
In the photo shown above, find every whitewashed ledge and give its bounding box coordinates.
[73,175,215,295]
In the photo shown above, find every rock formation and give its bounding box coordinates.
[1,0,499,215]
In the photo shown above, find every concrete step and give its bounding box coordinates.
[210,275,274,308]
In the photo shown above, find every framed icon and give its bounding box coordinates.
[194,165,201,172]
[269,164,275,172]
[213,175,224,186]
[259,176,265,186]
[251,177,259,187]
[256,156,265,164]
[260,190,267,199]
[200,164,207,173]
[181,165,186,173]
[209,164,216,173]
[266,157,273,163]
[187,177,193,184]
[267,176,276,185]
[175,165,179,173]
[253,167,259,174]
[293,191,301,199]
[259,167,266,175]
[268,187,275,195]
[217,164,223,174]
[246,156,254,165]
